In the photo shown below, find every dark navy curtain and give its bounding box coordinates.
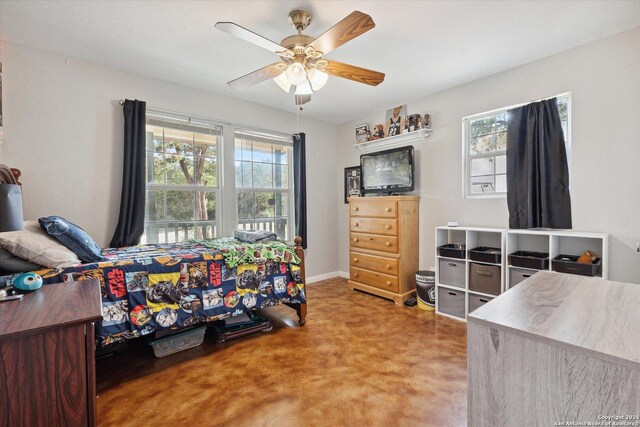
[110,99,146,247]
[506,98,572,229]
[293,133,307,249]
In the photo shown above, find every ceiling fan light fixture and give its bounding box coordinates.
[273,72,292,93]
[294,80,313,96]
[285,62,307,86]
[308,68,328,91]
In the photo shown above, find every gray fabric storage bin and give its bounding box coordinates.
[0,184,24,232]
[438,287,465,318]
[468,293,493,313]
[438,258,465,288]
[469,262,501,295]
[509,268,537,287]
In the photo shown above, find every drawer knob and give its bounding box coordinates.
[353,238,359,242]
[354,273,359,277]
[385,264,391,269]
[386,281,392,286]
[385,207,391,212]
[354,222,359,226]
[385,224,391,230]
[385,242,391,247]
[353,258,359,263]
[448,262,457,267]
[353,207,359,211]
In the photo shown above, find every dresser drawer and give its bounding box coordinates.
[350,267,399,292]
[350,232,398,254]
[350,218,397,236]
[350,251,399,275]
[350,199,397,218]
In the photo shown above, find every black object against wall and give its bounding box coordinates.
[506,98,572,229]
[110,99,146,248]
[293,133,307,249]
[0,184,24,232]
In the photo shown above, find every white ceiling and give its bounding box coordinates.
[1,0,640,124]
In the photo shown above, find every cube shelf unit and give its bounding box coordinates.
[435,226,506,321]
[505,229,609,290]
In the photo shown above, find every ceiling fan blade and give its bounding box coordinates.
[228,63,286,90]
[295,94,312,106]
[309,11,375,55]
[325,60,385,86]
[215,22,285,53]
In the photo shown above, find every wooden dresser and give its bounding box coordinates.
[0,279,101,426]
[348,195,419,304]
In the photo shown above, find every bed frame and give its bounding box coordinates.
[287,235,308,326]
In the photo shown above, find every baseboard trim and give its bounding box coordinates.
[338,271,349,279]
[306,271,342,284]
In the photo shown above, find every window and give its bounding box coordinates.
[143,116,221,243]
[142,110,294,244]
[235,131,294,241]
[463,94,570,198]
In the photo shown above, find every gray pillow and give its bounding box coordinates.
[0,247,43,273]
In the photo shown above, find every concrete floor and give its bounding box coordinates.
[96,277,468,426]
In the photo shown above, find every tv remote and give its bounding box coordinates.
[404,296,417,307]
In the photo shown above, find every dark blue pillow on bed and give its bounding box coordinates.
[38,216,106,263]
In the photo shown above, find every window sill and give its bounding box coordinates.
[464,193,507,200]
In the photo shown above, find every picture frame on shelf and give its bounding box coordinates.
[406,114,421,132]
[383,105,407,137]
[344,166,362,204]
[370,124,384,140]
[355,123,370,144]
[423,113,431,129]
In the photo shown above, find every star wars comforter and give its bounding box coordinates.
[0,238,305,348]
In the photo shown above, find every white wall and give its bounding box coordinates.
[336,26,640,284]
[0,42,340,279]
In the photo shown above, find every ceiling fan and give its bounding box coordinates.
[215,10,385,106]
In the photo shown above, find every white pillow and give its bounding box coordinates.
[0,220,81,268]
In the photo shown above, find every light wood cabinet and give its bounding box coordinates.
[348,196,419,304]
[468,272,639,425]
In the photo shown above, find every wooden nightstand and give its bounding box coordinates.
[0,279,101,426]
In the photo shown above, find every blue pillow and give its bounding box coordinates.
[38,216,106,263]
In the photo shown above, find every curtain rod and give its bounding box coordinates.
[117,100,295,140]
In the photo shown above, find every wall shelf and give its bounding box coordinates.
[353,128,432,153]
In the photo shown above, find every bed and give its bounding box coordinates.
[0,236,307,348]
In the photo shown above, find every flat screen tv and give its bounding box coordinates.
[360,145,414,194]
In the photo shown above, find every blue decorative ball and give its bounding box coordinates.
[12,273,43,292]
